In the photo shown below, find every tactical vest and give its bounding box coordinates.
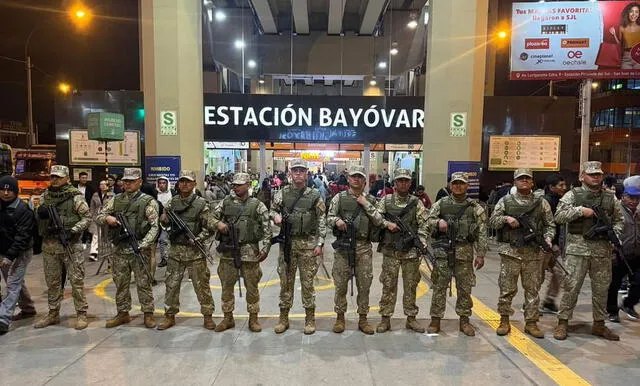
[336,191,377,240]
[112,191,153,242]
[567,187,615,236]
[38,189,82,237]
[437,196,477,243]
[498,195,543,245]
[282,187,320,237]
[222,196,263,244]
[381,195,418,250]
[169,194,207,244]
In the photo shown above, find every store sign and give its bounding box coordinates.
[450,112,467,137]
[204,141,249,149]
[160,110,178,136]
[69,130,140,166]
[203,94,424,144]
[488,135,561,171]
[511,1,640,80]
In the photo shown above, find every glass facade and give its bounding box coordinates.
[592,108,640,129]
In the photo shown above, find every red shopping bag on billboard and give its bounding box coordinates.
[595,42,622,68]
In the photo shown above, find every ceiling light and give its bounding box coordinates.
[369,79,377,86]
[378,61,387,69]
[215,10,226,21]
[258,79,265,84]
[234,40,245,49]
[390,42,399,56]
[247,59,257,68]
[407,19,418,29]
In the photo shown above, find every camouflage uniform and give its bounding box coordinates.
[327,166,384,333]
[553,162,623,341]
[97,169,159,320]
[210,180,272,316]
[489,169,555,336]
[376,174,430,322]
[163,189,214,318]
[426,174,488,325]
[36,166,91,326]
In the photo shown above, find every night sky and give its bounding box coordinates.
[0,0,585,145]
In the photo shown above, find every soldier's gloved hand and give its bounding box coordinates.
[473,256,485,270]
[505,216,520,228]
[386,222,399,232]
[256,251,268,262]
[335,219,347,231]
[437,219,448,232]
[217,222,229,234]
[273,214,282,225]
[582,207,595,218]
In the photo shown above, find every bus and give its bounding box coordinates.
[14,145,56,205]
[0,142,14,177]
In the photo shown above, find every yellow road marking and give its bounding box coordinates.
[420,264,590,386]
[93,277,429,319]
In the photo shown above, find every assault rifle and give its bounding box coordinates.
[332,220,357,296]
[216,222,243,297]
[585,205,631,275]
[515,213,553,253]
[434,222,457,296]
[115,213,154,283]
[271,211,293,267]
[382,211,435,269]
[46,206,74,259]
[166,208,214,265]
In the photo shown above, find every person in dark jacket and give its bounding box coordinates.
[435,177,452,202]
[0,176,36,334]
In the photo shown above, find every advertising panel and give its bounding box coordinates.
[488,136,561,171]
[511,1,640,80]
[145,156,181,185]
[447,161,481,199]
[69,130,140,166]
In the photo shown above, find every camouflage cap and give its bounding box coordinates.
[231,172,251,185]
[178,170,196,182]
[450,172,469,183]
[290,158,308,169]
[394,168,412,181]
[581,161,604,174]
[348,165,366,178]
[50,165,69,178]
[122,168,142,181]
[513,168,533,179]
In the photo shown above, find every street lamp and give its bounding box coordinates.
[58,83,72,94]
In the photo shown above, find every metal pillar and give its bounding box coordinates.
[259,140,266,183]
[579,79,592,166]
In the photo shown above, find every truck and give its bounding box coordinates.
[13,144,56,206]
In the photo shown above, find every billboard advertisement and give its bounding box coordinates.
[511,1,640,80]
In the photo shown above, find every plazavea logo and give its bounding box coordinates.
[525,38,549,49]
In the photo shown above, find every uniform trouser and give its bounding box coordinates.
[43,244,88,313]
[158,230,169,261]
[278,246,319,310]
[333,241,373,315]
[430,255,475,318]
[497,254,541,322]
[0,251,32,327]
[378,254,420,317]
[559,254,611,322]
[606,256,640,314]
[218,258,262,313]
[539,250,564,304]
[164,258,214,316]
[111,251,155,313]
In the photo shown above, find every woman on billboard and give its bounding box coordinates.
[609,2,640,69]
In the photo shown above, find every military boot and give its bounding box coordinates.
[333,312,345,333]
[34,310,60,329]
[459,317,475,337]
[203,315,216,330]
[406,316,425,333]
[591,320,620,341]
[304,308,316,335]
[524,321,544,339]
[157,315,176,331]
[214,312,235,332]
[75,312,88,330]
[248,313,262,332]
[358,314,375,335]
[553,319,568,340]
[105,312,130,328]
[274,308,290,334]
[427,317,441,334]
[377,316,391,333]
[144,313,156,329]
[496,315,511,336]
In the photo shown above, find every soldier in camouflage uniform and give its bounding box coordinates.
[211,172,272,333]
[270,159,326,335]
[34,165,91,330]
[375,169,429,334]
[426,172,488,336]
[327,165,384,334]
[489,168,555,339]
[553,161,623,341]
[97,168,159,329]
[157,170,215,331]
